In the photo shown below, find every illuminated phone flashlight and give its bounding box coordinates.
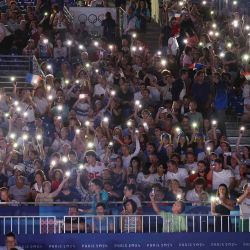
[179,1,184,6]
[132,33,137,38]
[191,170,196,175]
[51,160,56,167]
[109,44,113,50]
[245,25,250,30]
[210,10,214,15]
[227,42,232,48]
[198,42,204,47]
[210,196,219,202]
[242,54,250,61]
[76,128,80,134]
[240,126,245,132]
[127,120,132,127]
[36,134,42,141]
[57,105,63,111]
[4,113,9,118]
[157,51,162,56]
[14,101,19,106]
[10,76,16,82]
[131,46,137,52]
[135,129,139,134]
[65,171,71,177]
[85,63,90,68]
[43,38,48,44]
[135,100,140,106]
[16,106,21,113]
[46,85,51,91]
[57,116,62,120]
[161,59,167,66]
[85,120,90,127]
[95,69,99,73]
[87,141,94,149]
[79,44,84,50]
[79,164,84,170]
[10,133,16,140]
[93,41,99,47]
[110,90,116,96]
[46,64,52,70]
[143,122,148,129]
[183,39,188,44]
[62,156,68,163]
[139,104,142,109]
[215,32,220,37]
[176,127,181,133]
[233,1,238,5]
[44,12,48,16]
[48,95,53,101]
[192,122,198,129]
[212,23,217,29]
[65,79,69,85]
[207,146,211,152]
[75,79,80,84]
[219,52,225,58]
[208,30,214,36]
[13,142,18,148]
[138,46,143,51]
[176,193,182,200]
[67,40,72,46]
[23,112,28,118]
[232,20,239,28]
[202,0,207,5]
[103,117,109,123]
[108,141,114,147]
[79,94,86,99]
[211,120,217,126]
[22,133,29,141]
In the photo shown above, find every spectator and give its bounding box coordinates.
[9,176,30,202]
[150,191,186,232]
[0,232,24,250]
[186,178,208,203]
[121,199,142,233]
[211,184,234,232]
[101,12,116,42]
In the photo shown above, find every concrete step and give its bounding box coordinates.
[226,129,250,137]
[227,137,250,145]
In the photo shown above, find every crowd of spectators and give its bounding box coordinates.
[0,0,250,233]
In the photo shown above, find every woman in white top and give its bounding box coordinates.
[137,163,156,191]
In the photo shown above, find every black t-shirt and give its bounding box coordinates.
[161,25,171,46]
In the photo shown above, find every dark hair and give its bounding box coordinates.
[124,184,136,194]
[123,199,137,214]
[184,46,192,55]
[216,183,230,199]
[179,68,189,76]
[91,178,104,189]
[214,158,222,165]
[6,232,16,239]
[194,177,206,187]
[96,202,106,210]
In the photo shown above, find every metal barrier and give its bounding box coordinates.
[63,5,74,25]
[1,214,249,235]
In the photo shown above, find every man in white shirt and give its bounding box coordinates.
[186,178,208,203]
[166,160,189,188]
[84,150,105,180]
[208,158,235,191]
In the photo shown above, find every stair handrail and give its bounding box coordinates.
[63,5,74,25]
[32,55,45,79]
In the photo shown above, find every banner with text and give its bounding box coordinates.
[0,233,250,250]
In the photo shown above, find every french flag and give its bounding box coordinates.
[242,72,250,80]
[189,63,204,70]
[26,73,42,85]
